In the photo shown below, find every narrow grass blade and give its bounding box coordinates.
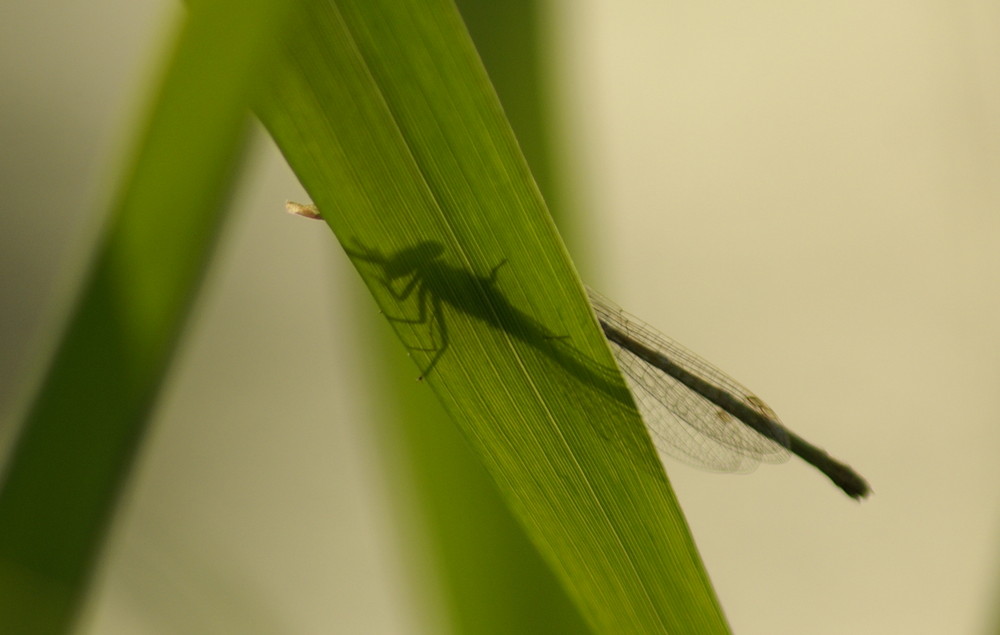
[257,1,730,633]
[0,1,291,631]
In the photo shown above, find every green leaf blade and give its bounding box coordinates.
[259,1,730,632]
[0,1,293,631]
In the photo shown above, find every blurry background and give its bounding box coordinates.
[2,1,999,633]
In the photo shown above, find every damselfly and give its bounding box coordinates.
[286,202,869,499]
[590,288,870,499]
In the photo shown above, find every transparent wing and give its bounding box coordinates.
[588,287,789,473]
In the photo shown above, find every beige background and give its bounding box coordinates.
[2,1,999,634]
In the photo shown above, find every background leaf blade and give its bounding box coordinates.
[0,1,292,631]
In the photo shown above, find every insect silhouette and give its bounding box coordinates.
[287,202,869,498]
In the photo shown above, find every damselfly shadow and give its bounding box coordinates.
[342,238,625,402]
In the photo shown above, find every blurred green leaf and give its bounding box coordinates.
[257,1,730,632]
[0,0,291,631]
